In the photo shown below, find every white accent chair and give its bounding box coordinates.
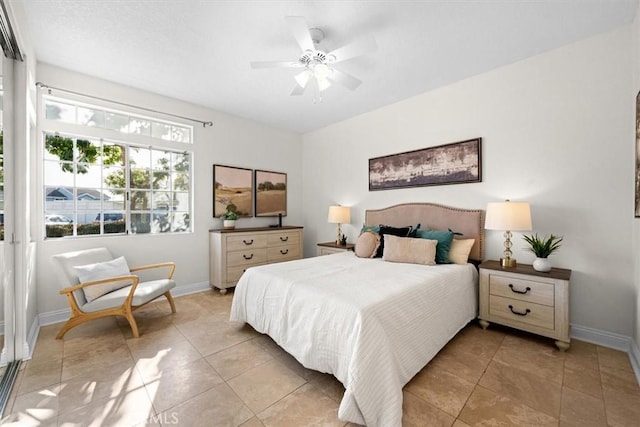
[53,247,176,339]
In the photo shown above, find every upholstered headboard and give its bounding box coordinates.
[364,203,485,262]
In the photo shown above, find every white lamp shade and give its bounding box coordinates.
[328,205,351,224]
[485,201,532,231]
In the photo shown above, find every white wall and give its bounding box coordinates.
[632,2,640,359]
[303,26,635,337]
[36,64,303,314]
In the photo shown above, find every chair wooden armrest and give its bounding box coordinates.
[129,262,175,279]
[59,274,140,296]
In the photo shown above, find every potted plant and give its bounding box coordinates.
[221,207,239,230]
[522,233,563,272]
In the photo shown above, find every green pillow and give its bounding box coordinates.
[361,224,381,234]
[416,229,455,264]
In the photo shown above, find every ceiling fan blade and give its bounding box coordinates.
[329,68,362,91]
[250,61,302,69]
[285,16,315,52]
[290,83,307,96]
[327,36,377,63]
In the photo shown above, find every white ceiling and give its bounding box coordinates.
[23,0,637,134]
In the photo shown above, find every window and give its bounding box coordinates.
[44,97,192,143]
[43,133,192,238]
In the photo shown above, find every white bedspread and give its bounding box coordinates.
[230,252,478,426]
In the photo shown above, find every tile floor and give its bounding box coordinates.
[2,290,640,426]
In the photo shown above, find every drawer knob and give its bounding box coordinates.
[508,284,531,295]
[280,236,289,242]
[243,239,254,245]
[243,254,254,260]
[508,305,531,316]
[280,249,289,255]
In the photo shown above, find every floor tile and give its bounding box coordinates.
[596,346,633,372]
[57,358,144,416]
[602,387,640,427]
[227,358,306,413]
[458,386,558,426]
[404,363,475,417]
[18,358,63,396]
[308,372,345,403]
[158,382,254,427]
[493,334,565,385]
[257,382,342,426]
[130,336,202,380]
[60,340,133,381]
[205,338,274,381]
[563,363,602,399]
[142,357,225,413]
[6,385,60,426]
[478,359,562,418]
[428,344,491,384]
[564,340,599,372]
[402,390,455,427]
[559,386,606,427]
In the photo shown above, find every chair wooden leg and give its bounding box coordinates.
[55,317,83,339]
[164,291,177,314]
[124,312,140,338]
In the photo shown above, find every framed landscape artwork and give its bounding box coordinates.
[213,165,253,217]
[368,138,482,191]
[255,170,287,217]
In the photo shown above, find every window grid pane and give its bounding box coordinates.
[43,131,192,239]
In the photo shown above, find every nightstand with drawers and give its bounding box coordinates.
[478,260,571,351]
[316,242,355,256]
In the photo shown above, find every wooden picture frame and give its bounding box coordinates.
[213,164,253,217]
[368,138,482,191]
[255,170,287,217]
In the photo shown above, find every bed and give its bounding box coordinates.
[230,203,485,426]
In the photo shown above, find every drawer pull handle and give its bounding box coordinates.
[508,305,531,316]
[280,236,289,242]
[243,239,254,245]
[508,284,531,295]
[280,249,289,255]
[243,254,254,260]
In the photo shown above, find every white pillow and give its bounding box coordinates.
[73,256,133,302]
[382,234,437,265]
[448,239,475,264]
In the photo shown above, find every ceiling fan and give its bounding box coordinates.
[250,16,377,101]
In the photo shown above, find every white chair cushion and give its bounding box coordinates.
[53,248,115,306]
[80,279,176,313]
[73,256,133,302]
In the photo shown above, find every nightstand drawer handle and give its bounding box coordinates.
[280,236,289,242]
[280,249,289,255]
[508,305,531,316]
[243,254,254,260]
[508,284,531,295]
[243,239,254,245]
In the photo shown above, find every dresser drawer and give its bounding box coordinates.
[226,235,268,252]
[227,248,268,267]
[226,263,266,282]
[267,244,300,262]
[489,295,554,330]
[267,231,300,247]
[489,274,554,306]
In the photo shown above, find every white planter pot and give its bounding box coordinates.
[533,257,552,272]
[223,220,236,229]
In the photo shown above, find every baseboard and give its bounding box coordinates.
[24,317,39,361]
[171,281,211,297]
[570,323,631,352]
[630,338,640,386]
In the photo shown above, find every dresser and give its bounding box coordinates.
[478,260,571,351]
[209,226,303,294]
[316,241,355,256]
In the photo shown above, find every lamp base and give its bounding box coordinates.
[500,257,517,268]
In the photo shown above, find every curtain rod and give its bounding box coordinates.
[35,82,214,128]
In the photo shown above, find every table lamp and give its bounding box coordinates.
[327,205,351,245]
[485,200,532,268]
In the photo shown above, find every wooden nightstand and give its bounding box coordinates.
[478,260,571,351]
[317,242,355,256]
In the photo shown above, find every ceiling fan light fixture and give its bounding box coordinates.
[313,63,331,80]
[317,76,331,92]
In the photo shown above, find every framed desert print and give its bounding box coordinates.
[213,164,253,217]
[369,138,482,191]
[255,170,287,217]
